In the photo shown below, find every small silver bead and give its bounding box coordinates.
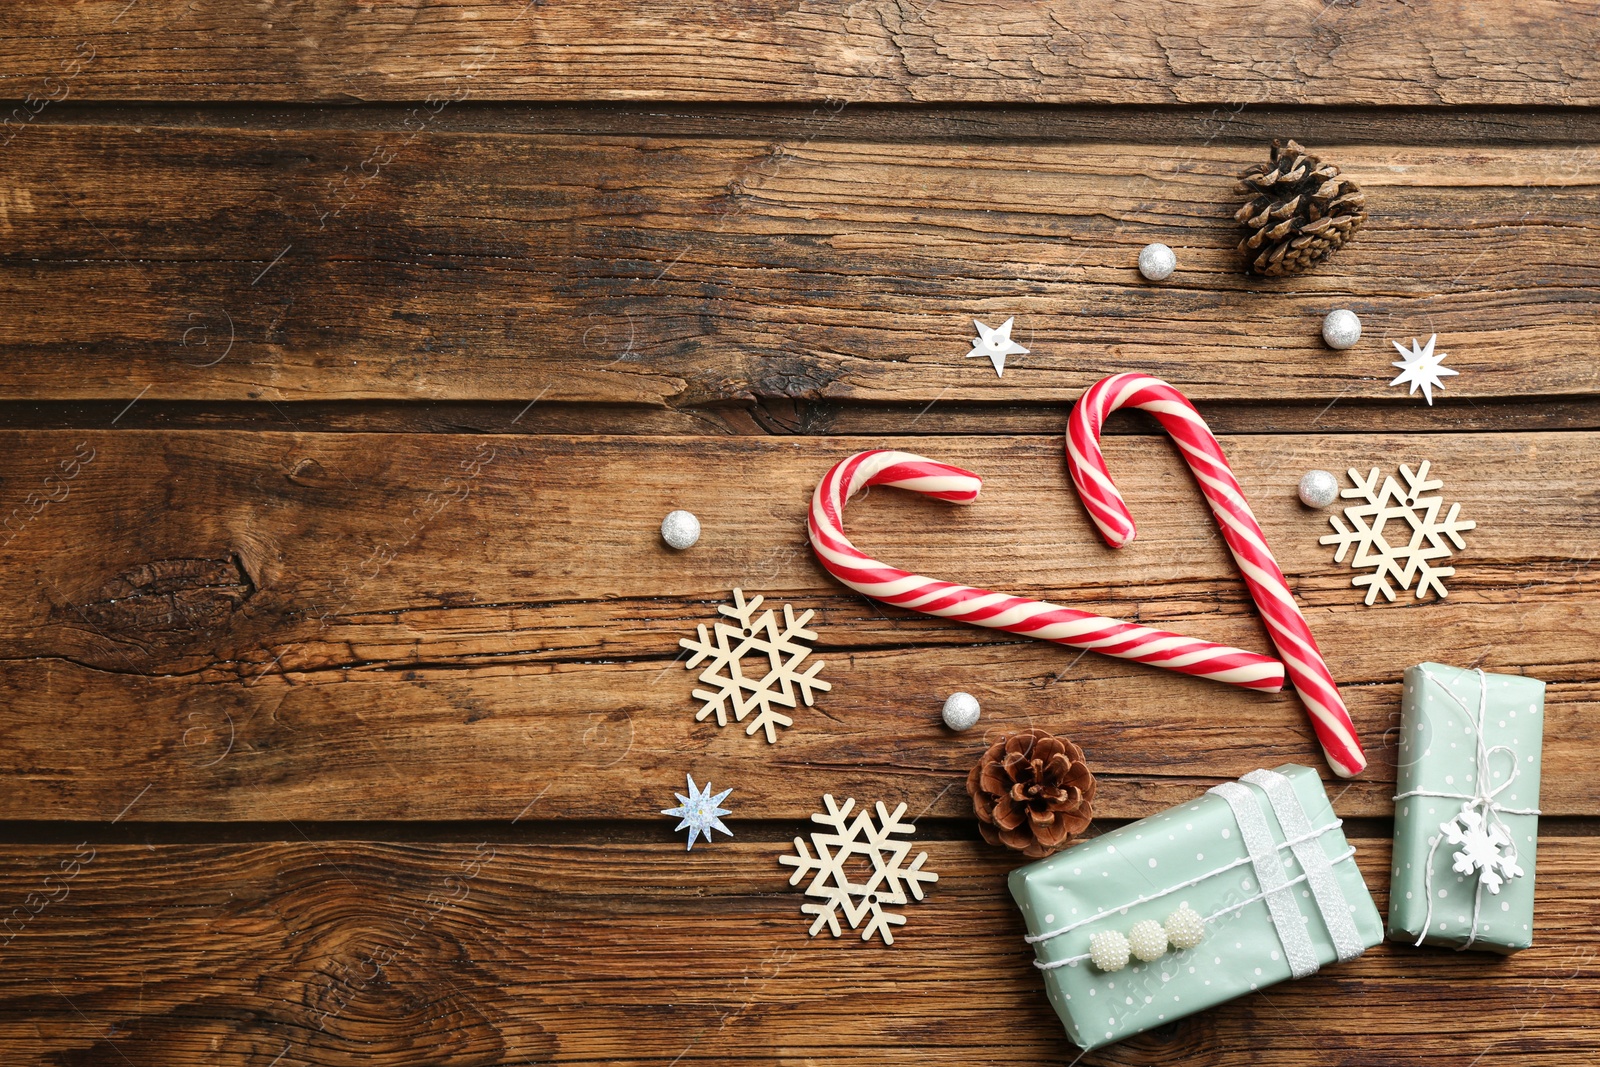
[1298,470,1340,509]
[941,692,981,731]
[660,510,701,550]
[1321,309,1362,350]
[1138,243,1177,282]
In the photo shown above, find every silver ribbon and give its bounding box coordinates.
[1209,780,1320,978]
[1242,769,1364,963]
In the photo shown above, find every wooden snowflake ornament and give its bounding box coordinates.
[679,588,830,743]
[779,794,937,945]
[1319,462,1476,604]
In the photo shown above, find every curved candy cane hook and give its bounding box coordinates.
[809,449,1286,691]
[1067,372,1366,778]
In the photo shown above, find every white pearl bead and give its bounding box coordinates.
[1127,919,1169,962]
[1321,309,1362,350]
[1138,243,1177,282]
[1089,929,1131,972]
[1297,470,1340,509]
[660,510,701,550]
[1164,904,1206,950]
[941,692,981,731]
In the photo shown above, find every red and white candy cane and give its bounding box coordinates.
[809,450,1286,691]
[1066,372,1365,778]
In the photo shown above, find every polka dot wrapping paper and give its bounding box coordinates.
[1388,663,1545,953]
[1008,765,1382,1051]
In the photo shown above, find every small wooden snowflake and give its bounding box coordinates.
[1319,462,1475,604]
[679,589,830,743]
[779,794,937,945]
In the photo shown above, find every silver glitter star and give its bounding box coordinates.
[661,774,733,851]
[965,317,1029,378]
[1389,335,1458,405]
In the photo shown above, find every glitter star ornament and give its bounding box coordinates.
[1389,335,1458,405]
[966,317,1028,378]
[661,774,734,851]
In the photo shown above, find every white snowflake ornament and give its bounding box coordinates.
[1440,804,1523,894]
[1319,461,1475,604]
[1389,335,1458,405]
[779,794,937,945]
[661,774,733,851]
[965,317,1028,378]
[680,589,831,743]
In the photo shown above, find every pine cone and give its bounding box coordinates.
[1235,139,1366,276]
[967,728,1096,858]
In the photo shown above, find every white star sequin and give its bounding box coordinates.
[661,774,733,851]
[1389,335,1458,405]
[965,317,1029,378]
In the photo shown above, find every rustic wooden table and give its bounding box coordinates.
[1,3,1597,1064]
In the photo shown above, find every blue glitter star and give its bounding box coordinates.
[661,774,734,851]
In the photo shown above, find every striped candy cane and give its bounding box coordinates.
[1066,372,1365,778]
[809,450,1286,691]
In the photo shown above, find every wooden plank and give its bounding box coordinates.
[0,836,1595,1064]
[1,2,1598,105]
[3,130,1598,404]
[9,396,1600,437]
[1,430,1595,822]
[31,101,1600,147]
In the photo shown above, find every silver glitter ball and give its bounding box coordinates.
[941,692,981,732]
[1137,242,1177,282]
[1298,470,1341,509]
[1321,309,1362,350]
[659,509,701,550]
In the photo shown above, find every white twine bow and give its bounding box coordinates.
[1392,667,1540,949]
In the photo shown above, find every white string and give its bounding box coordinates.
[1023,819,1343,945]
[1396,667,1540,949]
[1035,847,1358,971]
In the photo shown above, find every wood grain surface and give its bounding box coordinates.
[0,430,1597,825]
[2,2,1598,1064]
[3,129,1597,405]
[1,836,1596,1066]
[1,1,1598,105]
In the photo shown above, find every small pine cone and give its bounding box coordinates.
[966,727,1095,858]
[1235,139,1366,276]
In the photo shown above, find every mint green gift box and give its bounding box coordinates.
[1389,663,1544,953]
[1008,765,1381,1052]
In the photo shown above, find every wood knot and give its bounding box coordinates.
[72,556,257,651]
[287,456,333,486]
